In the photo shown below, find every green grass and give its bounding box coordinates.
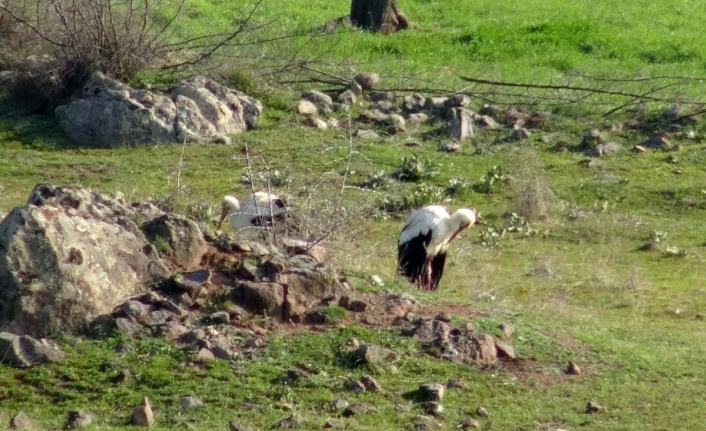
[3,0,706,429]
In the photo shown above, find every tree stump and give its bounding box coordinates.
[349,0,410,34]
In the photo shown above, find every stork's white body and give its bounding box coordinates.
[218,192,286,230]
[397,205,476,291]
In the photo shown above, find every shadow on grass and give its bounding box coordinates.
[0,105,75,150]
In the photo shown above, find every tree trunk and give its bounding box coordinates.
[349,0,410,34]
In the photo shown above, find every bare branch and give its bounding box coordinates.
[0,2,66,46]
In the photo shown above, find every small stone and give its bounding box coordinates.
[642,132,671,149]
[419,383,445,402]
[115,317,142,337]
[567,361,582,375]
[213,135,231,145]
[301,90,333,108]
[405,141,423,147]
[478,115,500,129]
[354,72,380,90]
[244,335,267,348]
[513,127,531,140]
[342,403,369,417]
[479,104,500,118]
[460,417,480,429]
[370,91,396,103]
[337,89,356,105]
[423,402,443,416]
[66,410,94,429]
[303,117,328,130]
[498,323,514,338]
[494,340,516,359]
[403,94,426,112]
[476,407,488,418]
[388,114,406,133]
[373,100,397,114]
[164,323,189,341]
[178,329,205,345]
[355,129,380,140]
[212,346,234,360]
[360,375,381,392]
[228,422,247,431]
[585,400,604,414]
[448,108,475,140]
[196,348,215,361]
[174,268,211,292]
[323,419,340,428]
[434,312,451,323]
[392,403,411,413]
[446,377,466,389]
[10,411,32,430]
[582,129,603,145]
[663,104,680,119]
[632,145,647,153]
[601,141,621,156]
[330,398,349,410]
[179,395,204,410]
[131,397,155,427]
[666,154,678,164]
[343,379,365,393]
[370,275,384,286]
[347,300,368,312]
[209,311,231,325]
[270,414,299,429]
[349,80,363,95]
[111,368,132,384]
[358,109,390,124]
[160,300,189,318]
[438,141,461,152]
[345,337,360,349]
[407,113,429,124]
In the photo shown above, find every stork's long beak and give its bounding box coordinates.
[217,206,228,231]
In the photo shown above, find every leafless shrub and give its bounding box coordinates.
[511,153,557,221]
[0,0,269,111]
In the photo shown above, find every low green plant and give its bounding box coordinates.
[445,176,472,198]
[360,170,391,190]
[392,156,439,182]
[241,168,292,187]
[149,234,173,255]
[476,165,511,194]
[377,183,448,217]
[318,306,347,322]
[664,246,688,258]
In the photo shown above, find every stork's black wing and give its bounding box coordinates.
[397,229,432,283]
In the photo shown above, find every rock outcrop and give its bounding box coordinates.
[55,73,263,147]
[0,332,65,367]
[0,184,171,336]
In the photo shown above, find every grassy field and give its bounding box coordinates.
[3,0,706,430]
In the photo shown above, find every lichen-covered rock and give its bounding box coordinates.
[0,184,170,336]
[231,281,288,319]
[284,254,343,298]
[141,214,208,270]
[55,73,263,147]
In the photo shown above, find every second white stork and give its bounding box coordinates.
[217,192,287,231]
[397,205,476,291]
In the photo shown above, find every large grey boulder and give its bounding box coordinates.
[0,184,170,336]
[55,73,263,147]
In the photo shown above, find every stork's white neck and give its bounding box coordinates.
[446,208,476,238]
[223,195,241,211]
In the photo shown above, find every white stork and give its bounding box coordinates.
[217,192,287,231]
[397,205,477,291]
